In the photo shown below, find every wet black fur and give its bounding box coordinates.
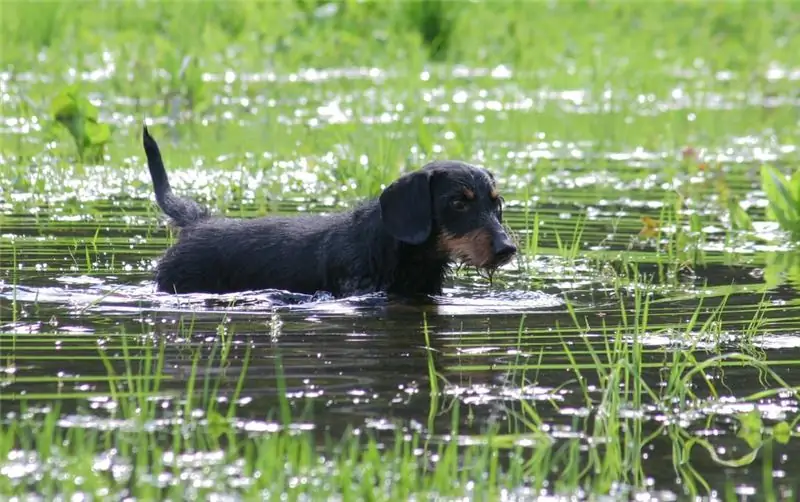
[142,126,516,298]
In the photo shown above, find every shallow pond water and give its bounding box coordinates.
[3,4,800,497]
[4,188,800,498]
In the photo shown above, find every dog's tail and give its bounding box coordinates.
[142,125,208,227]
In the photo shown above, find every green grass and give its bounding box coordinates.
[3,0,800,499]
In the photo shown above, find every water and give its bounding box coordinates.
[4,190,800,496]
[3,26,800,497]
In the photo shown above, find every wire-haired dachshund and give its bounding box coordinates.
[142,126,517,298]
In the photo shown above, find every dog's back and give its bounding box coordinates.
[153,209,385,295]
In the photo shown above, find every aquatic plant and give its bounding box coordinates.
[761,164,800,241]
[50,86,111,163]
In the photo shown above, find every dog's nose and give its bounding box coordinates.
[492,235,517,262]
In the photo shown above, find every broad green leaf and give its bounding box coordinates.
[760,164,797,229]
[81,97,100,121]
[50,85,112,160]
[773,421,791,444]
[736,409,763,449]
[738,409,763,430]
[84,121,111,146]
[50,91,78,120]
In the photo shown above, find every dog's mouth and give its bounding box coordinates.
[438,230,516,271]
[487,251,516,268]
[452,254,515,286]
[459,252,515,271]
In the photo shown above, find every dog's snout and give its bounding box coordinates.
[492,234,517,262]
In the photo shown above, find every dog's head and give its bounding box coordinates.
[379,161,517,269]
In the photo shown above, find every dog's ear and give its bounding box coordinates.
[379,170,433,245]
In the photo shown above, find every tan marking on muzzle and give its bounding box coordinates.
[438,229,494,268]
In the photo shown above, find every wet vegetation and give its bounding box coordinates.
[2,1,800,499]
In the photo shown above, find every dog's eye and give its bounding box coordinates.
[451,199,469,211]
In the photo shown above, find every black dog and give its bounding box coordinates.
[142,126,516,298]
